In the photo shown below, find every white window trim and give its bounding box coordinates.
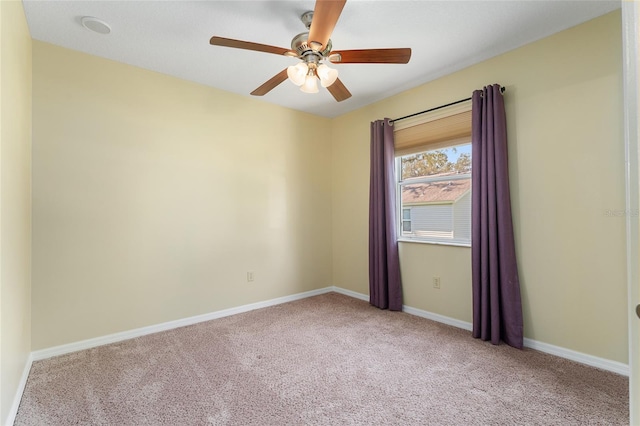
[397,238,471,248]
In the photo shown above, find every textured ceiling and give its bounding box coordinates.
[23,0,621,118]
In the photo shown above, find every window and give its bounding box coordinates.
[393,103,472,246]
[402,208,412,232]
[397,145,471,245]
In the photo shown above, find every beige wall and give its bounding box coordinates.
[332,11,627,363]
[31,42,332,350]
[0,1,32,424]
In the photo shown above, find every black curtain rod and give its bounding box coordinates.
[390,86,505,124]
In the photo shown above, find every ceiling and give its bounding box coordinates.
[22,0,621,118]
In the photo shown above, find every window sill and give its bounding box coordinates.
[397,238,471,248]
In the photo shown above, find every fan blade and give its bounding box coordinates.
[330,48,411,64]
[250,69,289,96]
[210,36,293,56]
[308,0,346,51]
[326,77,351,102]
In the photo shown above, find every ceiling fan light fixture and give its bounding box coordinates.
[317,64,338,87]
[287,63,308,86]
[209,0,409,102]
[300,74,319,94]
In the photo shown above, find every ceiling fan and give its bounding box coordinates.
[209,0,411,102]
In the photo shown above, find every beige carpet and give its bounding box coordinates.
[15,292,628,425]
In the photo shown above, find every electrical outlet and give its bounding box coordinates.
[433,277,441,289]
[247,272,255,282]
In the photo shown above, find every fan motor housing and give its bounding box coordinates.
[291,32,311,55]
[291,32,332,57]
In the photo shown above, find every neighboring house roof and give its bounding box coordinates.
[402,176,471,205]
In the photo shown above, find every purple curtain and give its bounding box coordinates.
[471,85,523,349]
[369,119,402,311]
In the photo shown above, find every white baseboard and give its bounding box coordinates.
[331,288,629,377]
[330,286,369,302]
[523,338,629,376]
[32,287,333,361]
[403,305,474,332]
[5,353,33,426]
[29,284,631,379]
